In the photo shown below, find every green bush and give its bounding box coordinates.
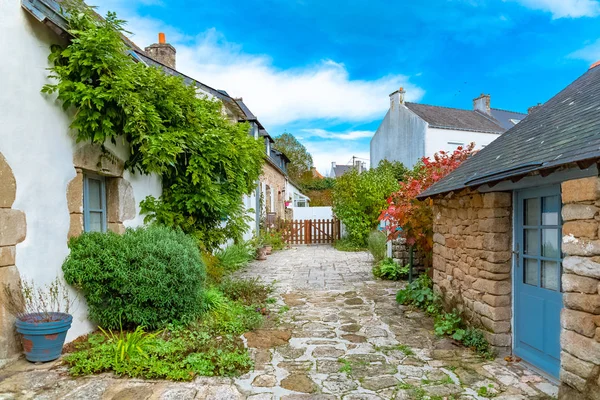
[367,231,387,263]
[332,160,405,246]
[373,258,409,280]
[215,242,255,272]
[62,225,206,329]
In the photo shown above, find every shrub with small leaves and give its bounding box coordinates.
[63,225,205,329]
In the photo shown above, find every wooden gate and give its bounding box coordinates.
[279,219,340,245]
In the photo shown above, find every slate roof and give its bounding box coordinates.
[405,102,506,133]
[418,65,600,199]
[490,108,527,130]
[333,165,353,177]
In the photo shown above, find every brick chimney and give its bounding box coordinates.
[145,32,176,69]
[473,93,491,115]
[389,87,406,110]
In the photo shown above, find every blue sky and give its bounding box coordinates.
[99,0,600,175]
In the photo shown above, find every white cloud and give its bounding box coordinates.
[568,39,600,62]
[95,2,424,128]
[508,0,600,18]
[299,129,374,141]
[175,32,423,126]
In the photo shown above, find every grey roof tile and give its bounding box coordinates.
[405,102,506,133]
[490,108,527,130]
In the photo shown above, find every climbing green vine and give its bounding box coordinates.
[42,2,264,249]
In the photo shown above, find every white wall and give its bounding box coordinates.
[370,100,427,169]
[292,206,333,221]
[0,2,161,342]
[425,127,500,157]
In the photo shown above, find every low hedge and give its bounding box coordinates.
[63,225,206,329]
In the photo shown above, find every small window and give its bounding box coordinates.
[447,141,465,146]
[83,174,107,232]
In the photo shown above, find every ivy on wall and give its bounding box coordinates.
[43,2,265,249]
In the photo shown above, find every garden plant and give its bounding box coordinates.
[61,227,274,380]
[44,1,264,251]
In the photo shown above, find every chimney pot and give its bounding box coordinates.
[158,32,166,44]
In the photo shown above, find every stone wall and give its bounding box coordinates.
[260,162,286,220]
[0,152,26,362]
[431,190,512,351]
[391,237,425,270]
[558,176,600,400]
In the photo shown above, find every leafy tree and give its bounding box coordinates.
[42,3,264,250]
[273,133,313,180]
[332,161,404,246]
[380,144,475,261]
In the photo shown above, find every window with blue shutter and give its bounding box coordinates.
[83,174,107,233]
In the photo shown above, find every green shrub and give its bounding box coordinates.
[63,225,205,329]
[334,238,366,252]
[367,231,387,263]
[215,242,255,272]
[332,161,405,246]
[218,278,273,306]
[373,258,409,280]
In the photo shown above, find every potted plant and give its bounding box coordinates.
[3,278,74,362]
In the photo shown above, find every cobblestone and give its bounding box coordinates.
[0,246,556,399]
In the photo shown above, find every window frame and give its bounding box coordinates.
[83,173,107,233]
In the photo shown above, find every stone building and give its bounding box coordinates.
[418,63,600,399]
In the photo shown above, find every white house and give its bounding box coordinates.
[0,0,304,363]
[0,0,164,362]
[370,89,527,168]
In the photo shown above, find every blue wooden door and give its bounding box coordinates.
[515,186,563,378]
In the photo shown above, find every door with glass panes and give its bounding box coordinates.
[514,185,562,378]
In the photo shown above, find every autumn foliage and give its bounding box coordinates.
[379,144,475,258]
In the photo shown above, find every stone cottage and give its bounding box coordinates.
[418,63,600,399]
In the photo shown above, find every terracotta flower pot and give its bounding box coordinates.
[265,245,273,255]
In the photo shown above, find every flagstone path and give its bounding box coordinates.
[0,246,558,399]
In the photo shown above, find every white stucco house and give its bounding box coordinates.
[370,89,527,168]
[0,0,304,363]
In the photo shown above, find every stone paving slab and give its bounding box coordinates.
[0,246,558,399]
